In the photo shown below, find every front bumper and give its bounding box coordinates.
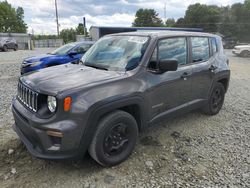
[232,49,241,55]
[12,97,87,160]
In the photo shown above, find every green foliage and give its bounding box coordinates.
[76,23,85,35]
[33,35,59,40]
[60,28,76,43]
[165,18,175,27]
[175,18,186,27]
[132,9,163,27]
[34,23,88,43]
[0,1,27,33]
[173,1,250,42]
[184,3,221,32]
[60,23,88,43]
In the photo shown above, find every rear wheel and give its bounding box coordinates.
[202,82,225,115]
[14,45,18,51]
[88,110,138,166]
[240,50,250,58]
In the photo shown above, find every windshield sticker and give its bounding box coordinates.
[128,37,148,44]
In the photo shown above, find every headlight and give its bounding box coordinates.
[29,61,42,67]
[47,96,57,113]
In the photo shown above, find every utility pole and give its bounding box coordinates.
[55,0,59,36]
[83,17,87,37]
[164,2,167,24]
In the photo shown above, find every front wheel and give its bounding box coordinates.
[202,82,225,115]
[240,50,250,58]
[88,110,138,166]
[3,45,8,52]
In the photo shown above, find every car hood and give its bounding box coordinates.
[23,54,60,63]
[235,45,250,48]
[20,64,125,95]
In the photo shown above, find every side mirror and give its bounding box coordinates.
[68,51,78,56]
[158,59,178,73]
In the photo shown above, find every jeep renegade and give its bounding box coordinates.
[12,31,230,166]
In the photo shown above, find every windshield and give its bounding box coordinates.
[81,36,149,71]
[51,43,75,55]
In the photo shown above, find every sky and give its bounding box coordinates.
[2,0,244,34]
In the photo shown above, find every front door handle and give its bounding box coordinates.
[181,72,192,80]
[209,65,218,71]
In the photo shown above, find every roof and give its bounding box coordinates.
[90,26,203,32]
[71,41,95,45]
[108,30,218,38]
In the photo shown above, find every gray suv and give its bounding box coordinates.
[12,31,230,166]
[0,38,18,51]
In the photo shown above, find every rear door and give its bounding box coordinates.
[190,37,217,101]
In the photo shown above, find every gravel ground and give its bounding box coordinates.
[0,49,249,188]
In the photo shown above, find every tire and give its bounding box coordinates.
[202,82,225,115]
[88,110,138,166]
[3,45,8,52]
[14,45,18,51]
[240,50,250,58]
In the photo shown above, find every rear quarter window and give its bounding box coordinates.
[211,37,218,55]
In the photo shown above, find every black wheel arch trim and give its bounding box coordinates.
[77,95,147,158]
[208,70,230,98]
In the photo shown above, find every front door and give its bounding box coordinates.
[146,37,193,121]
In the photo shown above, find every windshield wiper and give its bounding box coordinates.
[84,63,108,71]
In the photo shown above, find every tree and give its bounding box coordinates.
[175,18,186,27]
[0,1,27,33]
[15,7,27,33]
[34,34,59,40]
[76,23,85,35]
[184,3,221,32]
[165,18,175,27]
[132,9,163,27]
[60,28,76,43]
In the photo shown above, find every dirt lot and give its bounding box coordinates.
[0,49,249,188]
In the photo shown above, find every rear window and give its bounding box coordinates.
[191,37,210,63]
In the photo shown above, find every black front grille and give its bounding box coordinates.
[17,81,39,112]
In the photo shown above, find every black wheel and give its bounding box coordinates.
[3,45,8,52]
[240,50,250,58]
[14,45,18,51]
[202,82,225,115]
[88,110,138,166]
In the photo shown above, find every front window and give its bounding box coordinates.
[148,37,187,70]
[81,36,149,71]
[51,43,75,55]
[72,44,92,54]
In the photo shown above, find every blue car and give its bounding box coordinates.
[21,41,94,74]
